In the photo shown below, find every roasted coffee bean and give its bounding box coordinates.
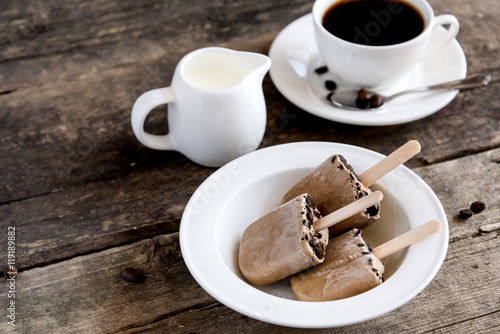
[459,209,473,219]
[355,98,369,109]
[325,80,337,91]
[357,89,371,100]
[369,94,384,108]
[121,267,145,283]
[470,201,486,213]
[4,267,17,279]
[315,66,328,74]
[326,92,334,102]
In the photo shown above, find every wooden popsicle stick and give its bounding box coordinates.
[372,219,442,260]
[358,140,421,188]
[313,191,383,231]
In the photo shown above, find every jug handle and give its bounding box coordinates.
[131,87,175,151]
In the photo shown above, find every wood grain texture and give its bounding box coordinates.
[2,149,498,334]
[0,159,211,270]
[414,148,500,243]
[1,0,499,332]
[0,0,499,203]
[1,227,497,333]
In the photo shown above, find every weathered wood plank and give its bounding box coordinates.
[0,0,498,332]
[1,139,498,277]
[414,149,500,242]
[1,148,498,333]
[1,57,498,204]
[1,233,216,333]
[122,236,500,334]
[0,158,211,270]
[0,0,311,89]
[0,0,499,205]
[0,7,307,203]
[2,224,498,333]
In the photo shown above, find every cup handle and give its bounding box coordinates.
[131,87,176,150]
[423,14,459,57]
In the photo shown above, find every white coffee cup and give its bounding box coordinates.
[312,0,459,88]
[131,47,271,167]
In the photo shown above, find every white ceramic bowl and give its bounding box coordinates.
[179,142,448,328]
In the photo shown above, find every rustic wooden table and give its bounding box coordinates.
[1,0,499,333]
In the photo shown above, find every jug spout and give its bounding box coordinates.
[235,50,272,82]
[181,47,271,90]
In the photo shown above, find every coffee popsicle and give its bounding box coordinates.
[239,191,383,286]
[281,140,421,236]
[290,219,442,301]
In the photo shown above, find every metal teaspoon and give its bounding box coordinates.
[328,73,492,111]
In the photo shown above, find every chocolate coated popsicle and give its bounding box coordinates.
[239,192,383,286]
[282,154,379,236]
[281,141,421,236]
[290,219,441,301]
[290,228,383,301]
[239,194,327,286]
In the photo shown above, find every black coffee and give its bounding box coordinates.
[322,0,424,46]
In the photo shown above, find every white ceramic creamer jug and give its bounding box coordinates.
[131,47,271,167]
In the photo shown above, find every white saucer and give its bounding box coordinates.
[268,14,467,126]
[179,142,448,328]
